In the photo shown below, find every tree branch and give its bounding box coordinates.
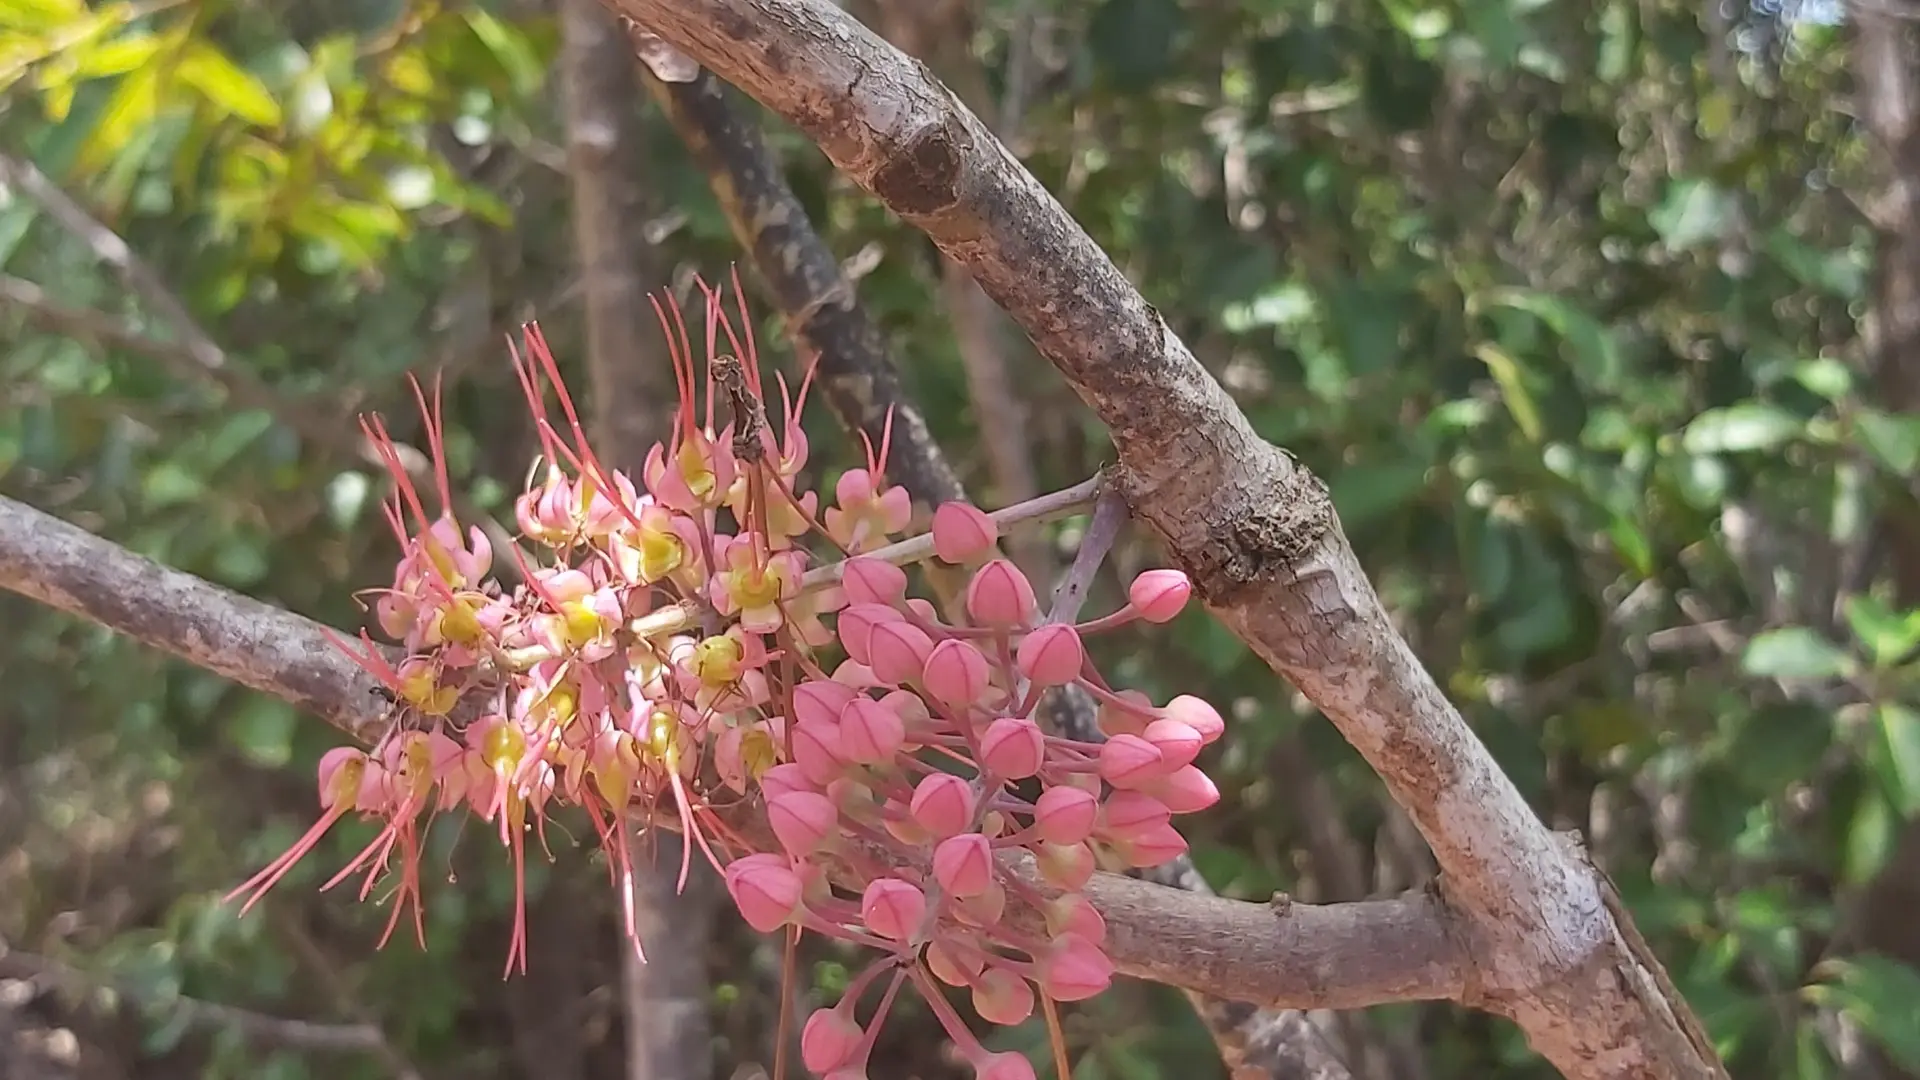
[0,492,1471,1020]
[596,2,1725,1076]
[0,946,390,1056]
[0,156,526,578]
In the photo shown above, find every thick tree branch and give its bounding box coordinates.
[597,3,1724,1077]
[0,492,1470,1020]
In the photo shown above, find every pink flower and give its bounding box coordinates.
[909,772,974,839]
[867,620,934,687]
[841,556,908,605]
[970,967,1033,1026]
[1032,785,1098,845]
[923,639,990,711]
[1164,694,1225,745]
[802,1006,864,1073]
[839,696,906,764]
[860,877,927,940]
[1015,624,1083,687]
[724,854,804,933]
[1115,823,1189,868]
[1037,933,1113,1001]
[927,938,986,987]
[1144,765,1220,814]
[931,501,998,563]
[1127,568,1191,623]
[964,559,1036,627]
[791,678,859,728]
[1098,733,1165,788]
[932,833,995,898]
[1141,717,1202,771]
[979,717,1045,779]
[1100,790,1171,841]
[768,791,839,857]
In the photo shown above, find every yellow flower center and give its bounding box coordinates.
[691,635,744,687]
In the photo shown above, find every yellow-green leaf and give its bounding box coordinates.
[71,30,159,78]
[1472,342,1545,442]
[73,57,159,174]
[0,0,87,34]
[177,40,280,127]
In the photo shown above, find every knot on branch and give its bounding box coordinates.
[871,114,968,217]
[1181,449,1333,604]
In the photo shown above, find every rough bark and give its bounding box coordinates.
[640,65,1345,1078]
[593,2,1725,1076]
[0,491,1477,1020]
[555,3,712,1075]
[1846,11,1920,1079]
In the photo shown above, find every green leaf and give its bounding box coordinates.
[1876,704,1920,816]
[1843,595,1920,669]
[1473,343,1544,441]
[1682,403,1803,454]
[1480,288,1624,389]
[1741,627,1854,681]
[1328,459,1431,530]
[1806,956,1920,1070]
[1853,407,1920,474]
[1651,178,1734,251]
[176,41,281,127]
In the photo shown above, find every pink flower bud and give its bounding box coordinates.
[1038,933,1113,1002]
[905,597,939,621]
[791,679,858,728]
[1097,689,1154,738]
[1015,623,1083,687]
[973,1051,1038,1080]
[970,967,1034,1026]
[1032,785,1098,845]
[860,876,927,941]
[1145,764,1220,814]
[1034,841,1095,891]
[1044,894,1107,945]
[951,880,1006,928]
[1141,718,1202,771]
[791,722,847,786]
[909,772,974,839]
[1116,822,1188,868]
[1098,733,1165,788]
[931,833,995,898]
[841,556,908,605]
[724,853,803,933]
[922,638,990,711]
[801,1006,864,1073]
[835,603,898,666]
[767,790,839,857]
[867,620,934,686]
[927,938,986,987]
[1127,568,1191,623]
[932,501,998,563]
[1100,790,1171,841]
[838,696,905,764]
[759,762,813,802]
[1164,694,1225,745]
[978,717,1045,779]
[964,559,1036,627]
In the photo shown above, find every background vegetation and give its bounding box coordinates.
[3,0,1919,1077]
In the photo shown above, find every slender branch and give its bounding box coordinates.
[638,69,966,508]
[0,158,526,578]
[594,3,1725,1077]
[0,493,392,745]
[0,492,1473,1018]
[0,946,389,1055]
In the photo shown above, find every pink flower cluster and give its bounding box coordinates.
[225,272,1223,1079]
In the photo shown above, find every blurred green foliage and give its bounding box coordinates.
[2,0,1919,1078]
